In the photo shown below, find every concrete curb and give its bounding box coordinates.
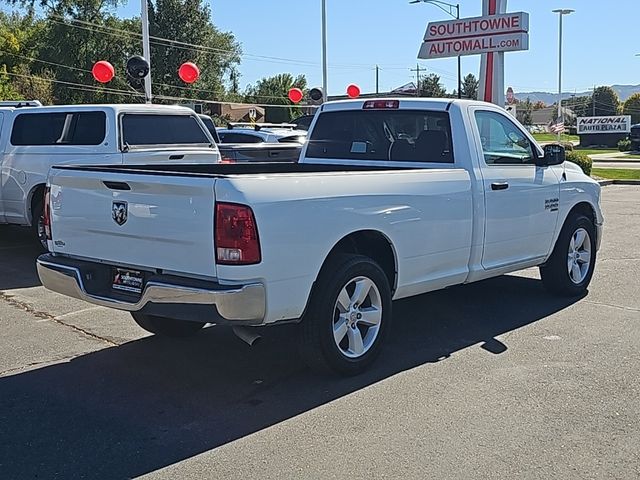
[589,157,640,163]
[598,179,640,186]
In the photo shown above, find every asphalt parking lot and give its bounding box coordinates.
[1,185,638,480]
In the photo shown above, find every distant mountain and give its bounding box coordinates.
[514,84,640,106]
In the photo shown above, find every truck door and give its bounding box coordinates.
[472,109,560,270]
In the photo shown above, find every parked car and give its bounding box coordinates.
[37,98,603,375]
[217,123,307,144]
[0,104,219,246]
[215,122,305,162]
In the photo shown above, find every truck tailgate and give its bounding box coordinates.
[48,167,217,279]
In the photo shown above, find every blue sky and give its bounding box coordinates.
[42,1,640,95]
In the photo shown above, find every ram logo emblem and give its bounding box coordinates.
[112,201,128,226]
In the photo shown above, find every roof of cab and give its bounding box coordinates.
[4,104,197,115]
[319,97,493,112]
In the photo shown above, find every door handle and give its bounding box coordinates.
[103,181,131,191]
[169,154,184,160]
[491,182,509,191]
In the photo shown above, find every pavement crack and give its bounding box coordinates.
[583,299,640,313]
[0,292,118,346]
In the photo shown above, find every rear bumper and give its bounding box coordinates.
[36,254,266,325]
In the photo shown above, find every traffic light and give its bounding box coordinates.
[309,87,324,104]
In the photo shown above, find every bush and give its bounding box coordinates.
[566,151,592,176]
[618,138,632,152]
[560,141,574,152]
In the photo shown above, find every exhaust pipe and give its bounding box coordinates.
[232,326,261,346]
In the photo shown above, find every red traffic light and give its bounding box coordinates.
[347,84,361,99]
[288,87,304,104]
[178,62,200,84]
[92,61,115,83]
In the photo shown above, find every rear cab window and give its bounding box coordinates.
[10,111,106,146]
[306,109,453,163]
[121,114,210,148]
[218,132,264,144]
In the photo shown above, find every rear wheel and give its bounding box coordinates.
[540,213,597,296]
[131,312,206,337]
[299,254,392,376]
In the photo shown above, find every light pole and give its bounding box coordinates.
[410,0,461,99]
[552,8,574,141]
[141,0,152,103]
[321,0,328,103]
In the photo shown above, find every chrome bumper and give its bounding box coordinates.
[36,255,266,324]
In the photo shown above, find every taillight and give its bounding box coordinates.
[215,202,261,265]
[363,100,399,110]
[43,186,51,241]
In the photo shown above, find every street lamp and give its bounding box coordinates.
[552,8,574,141]
[410,0,461,99]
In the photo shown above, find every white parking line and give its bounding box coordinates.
[54,306,105,320]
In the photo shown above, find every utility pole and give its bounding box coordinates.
[411,63,422,97]
[375,65,379,95]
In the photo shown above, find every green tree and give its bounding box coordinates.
[588,86,620,117]
[244,73,307,120]
[0,64,21,99]
[520,97,533,126]
[148,0,241,103]
[623,93,640,124]
[460,73,478,100]
[418,73,446,98]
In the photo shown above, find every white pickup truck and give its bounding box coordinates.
[0,104,219,245]
[37,98,603,375]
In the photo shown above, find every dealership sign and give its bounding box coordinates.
[418,12,529,59]
[577,116,632,135]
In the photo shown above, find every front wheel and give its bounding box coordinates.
[131,312,206,337]
[540,214,597,296]
[299,254,392,376]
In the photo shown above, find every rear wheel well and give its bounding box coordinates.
[324,231,397,294]
[29,184,46,225]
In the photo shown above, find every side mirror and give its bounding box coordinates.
[539,143,566,166]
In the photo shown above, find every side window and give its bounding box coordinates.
[122,114,210,146]
[474,110,534,165]
[10,112,106,146]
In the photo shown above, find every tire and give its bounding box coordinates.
[131,312,206,337]
[299,254,392,376]
[31,200,48,251]
[540,213,597,296]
